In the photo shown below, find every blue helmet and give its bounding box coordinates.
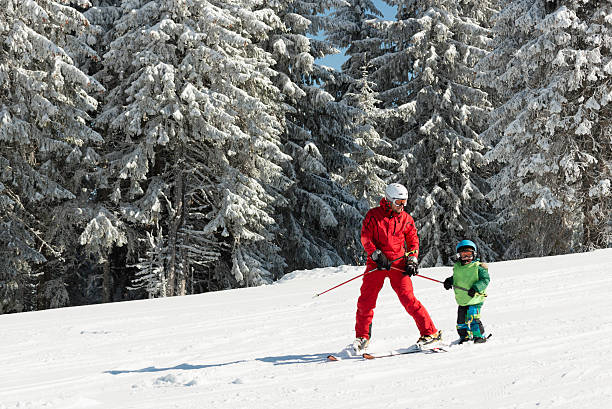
[456,239,477,253]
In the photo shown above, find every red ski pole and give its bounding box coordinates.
[390,267,487,297]
[412,273,444,284]
[314,256,404,298]
[313,267,378,298]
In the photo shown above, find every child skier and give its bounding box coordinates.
[443,239,490,344]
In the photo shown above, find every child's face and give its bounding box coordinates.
[459,250,474,262]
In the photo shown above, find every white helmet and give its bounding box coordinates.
[385,183,408,202]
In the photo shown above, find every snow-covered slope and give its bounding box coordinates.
[1,249,611,409]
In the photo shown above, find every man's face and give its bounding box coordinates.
[391,198,406,213]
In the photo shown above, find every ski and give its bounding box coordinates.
[332,333,492,360]
[326,354,361,362]
[327,341,450,362]
[362,346,447,360]
[326,345,364,362]
[327,348,365,361]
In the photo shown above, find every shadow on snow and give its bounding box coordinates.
[105,352,334,374]
[105,361,246,375]
[255,352,332,365]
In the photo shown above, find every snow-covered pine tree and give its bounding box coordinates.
[79,0,124,72]
[0,0,103,312]
[340,66,397,207]
[45,0,129,305]
[369,0,499,265]
[257,0,368,271]
[129,228,166,297]
[92,0,291,296]
[283,91,371,268]
[325,0,388,97]
[477,0,611,258]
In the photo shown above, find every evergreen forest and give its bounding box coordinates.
[1,0,610,312]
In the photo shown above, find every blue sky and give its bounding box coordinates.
[315,0,396,72]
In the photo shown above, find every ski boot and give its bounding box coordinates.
[417,330,442,346]
[352,337,370,354]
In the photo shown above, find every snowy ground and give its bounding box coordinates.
[1,249,611,409]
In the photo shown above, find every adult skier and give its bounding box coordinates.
[443,239,490,343]
[353,183,441,353]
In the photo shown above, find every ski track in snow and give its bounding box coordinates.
[0,250,611,409]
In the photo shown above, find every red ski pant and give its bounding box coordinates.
[355,267,437,339]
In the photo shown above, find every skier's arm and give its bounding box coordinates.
[360,213,377,256]
[403,216,419,260]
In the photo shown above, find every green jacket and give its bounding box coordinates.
[452,261,490,306]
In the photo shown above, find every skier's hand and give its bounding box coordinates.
[371,250,391,270]
[404,256,418,276]
[467,287,477,297]
[443,276,453,290]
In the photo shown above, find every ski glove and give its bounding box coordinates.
[443,276,453,290]
[371,249,391,270]
[404,256,418,276]
[467,287,477,297]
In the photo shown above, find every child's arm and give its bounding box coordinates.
[472,265,490,293]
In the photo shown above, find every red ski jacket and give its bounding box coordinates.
[361,198,419,268]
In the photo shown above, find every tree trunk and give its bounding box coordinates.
[178,236,188,296]
[177,264,187,296]
[167,167,184,296]
[102,258,111,303]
